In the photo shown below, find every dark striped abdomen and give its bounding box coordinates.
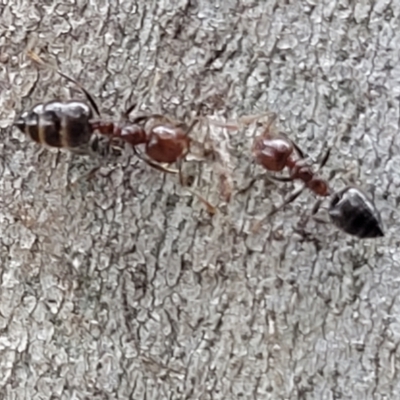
[14,100,94,150]
[328,186,384,239]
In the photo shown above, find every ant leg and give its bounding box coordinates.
[66,136,124,188]
[291,198,329,237]
[126,114,171,126]
[27,50,101,117]
[130,115,154,124]
[237,169,289,195]
[268,175,294,183]
[237,177,258,194]
[207,119,241,132]
[183,103,204,135]
[189,116,217,158]
[241,111,277,128]
[120,105,175,125]
[267,186,305,217]
[155,104,203,130]
[290,140,305,159]
[177,159,184,186]
[175,158,217,215]
[183,187,216,215]
[121,103,137,120]
[250,186,305,232]
[184,117,200,136]
[311,199,323,215]
[235,114,280,194]
[65,152,102,190]
[71,165,102,186]
[206,111,275,132]
[317,148,331,171]
[287,137,331,169]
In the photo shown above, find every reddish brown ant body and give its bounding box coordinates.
[247,114,384,239]
[252,117,331,199]
[15,51,215,213]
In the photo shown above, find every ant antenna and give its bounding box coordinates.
[27,50,101,117]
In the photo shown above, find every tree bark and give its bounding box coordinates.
[0,0,394,399]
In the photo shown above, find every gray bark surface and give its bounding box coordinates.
[0,0,397,399]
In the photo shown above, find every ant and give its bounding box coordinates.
[238,113,384,239]
[14,51,216,214]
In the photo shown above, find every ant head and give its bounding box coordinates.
[253,136,294,172]
[328,186,384,239]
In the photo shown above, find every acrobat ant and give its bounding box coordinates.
[14,51,216,214]
[240,113,383,239]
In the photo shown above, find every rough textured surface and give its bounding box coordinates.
[0,0,397,399]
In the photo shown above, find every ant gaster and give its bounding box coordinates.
[249,114,384,239]
[15,100,95,153]
[328,187,384,239]
[15,51,215,214]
